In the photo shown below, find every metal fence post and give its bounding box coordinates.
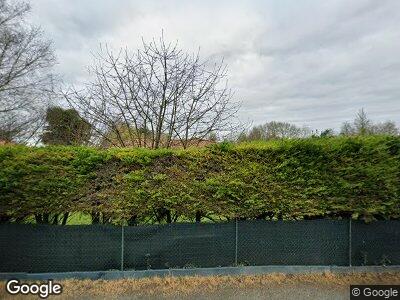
[121,225,125,271]
[348,218,352,266]
[235,218,238,266]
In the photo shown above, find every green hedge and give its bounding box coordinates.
[1,136,399,224]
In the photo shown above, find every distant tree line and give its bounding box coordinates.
[237,121,312,142]
[340,109,398,136]
[237,109,398,143]
[36,107,400,147]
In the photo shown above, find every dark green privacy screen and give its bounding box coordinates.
[0,225,121,272]
[124,222,236,270]
[351,221,400,266]
[0,220,399,273]
[237,220,349,266]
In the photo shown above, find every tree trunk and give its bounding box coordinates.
[91,212,100,224]
[61,212,69,225]
[195,211,202,223]
[166,210,172,223]
[128,215,137,226]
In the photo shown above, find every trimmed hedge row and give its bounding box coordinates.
[0,136,399,224]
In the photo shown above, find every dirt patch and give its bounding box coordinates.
[1,272,400,299]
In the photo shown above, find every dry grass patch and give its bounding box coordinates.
[1,272,400,299]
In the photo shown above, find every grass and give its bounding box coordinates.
[2,272,400,299]
[66,212,92,225]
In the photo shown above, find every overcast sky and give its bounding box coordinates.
[29,0,400,132]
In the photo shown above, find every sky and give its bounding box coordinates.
[29,0,400,132]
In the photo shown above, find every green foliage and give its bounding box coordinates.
[41,107,92,145]
[1,136,399,224]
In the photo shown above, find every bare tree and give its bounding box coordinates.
[0,0,56,143]
[354,108,372,136]
[340,109,399,136]
[340,121,355,136]
[63,35,238,148]
[238,121,311,141]
[264,121,311,139]
[371,121,398,136]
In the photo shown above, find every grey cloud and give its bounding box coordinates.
[29,0,400,131]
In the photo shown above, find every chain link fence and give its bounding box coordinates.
[0,220,399,273]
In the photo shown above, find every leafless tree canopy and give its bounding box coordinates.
[0,0,56,142]
[340,109,399,136]
[237,121,312,142]
[63,35,238,148]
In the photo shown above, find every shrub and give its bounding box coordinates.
[0,136,399,224]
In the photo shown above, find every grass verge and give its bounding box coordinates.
[1,272,400,299]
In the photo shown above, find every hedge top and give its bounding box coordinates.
[1,135,399,223]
